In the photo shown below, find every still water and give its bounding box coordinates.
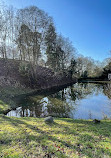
[7,83,111,119]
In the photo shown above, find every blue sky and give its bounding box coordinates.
[4,0,111,61]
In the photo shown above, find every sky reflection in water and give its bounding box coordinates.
[7,83,111,119]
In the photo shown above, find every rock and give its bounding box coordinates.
[44,116,53,123]
[93,119,100,124]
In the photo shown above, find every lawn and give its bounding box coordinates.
[0,116,111,158]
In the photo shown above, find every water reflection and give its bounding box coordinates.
[7,83,111,119]
[103,83,111,99]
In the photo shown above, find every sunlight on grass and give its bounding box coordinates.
[0,116,111,157]
[0,100,9,112]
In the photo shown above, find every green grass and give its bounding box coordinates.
[0,116,111,158]
[0,86,34,113]
[0,100,9,112]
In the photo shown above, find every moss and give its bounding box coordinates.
[0,116,111,158]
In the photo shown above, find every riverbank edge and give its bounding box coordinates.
[0,79,77,115]
[78,80,111,84]
[14,79,77,98]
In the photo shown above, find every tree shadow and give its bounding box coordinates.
[1,116,111,157]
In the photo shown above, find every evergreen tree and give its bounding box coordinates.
[45,23,57,71]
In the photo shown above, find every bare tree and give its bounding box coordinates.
[56,35,75,72]
[15,6,52,63]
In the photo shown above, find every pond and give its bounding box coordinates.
[7,83,111,119]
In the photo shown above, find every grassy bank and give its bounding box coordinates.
[0,86,33,114]
[0,81,76,114]
[0,116,111,158]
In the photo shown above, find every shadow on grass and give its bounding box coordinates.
[2,117,70,157]
[1,116,111,157]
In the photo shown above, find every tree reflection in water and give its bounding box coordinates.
[7,83,111,119]
[103,83,111,99]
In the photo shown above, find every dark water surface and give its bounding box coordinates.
[7,83,111,119]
